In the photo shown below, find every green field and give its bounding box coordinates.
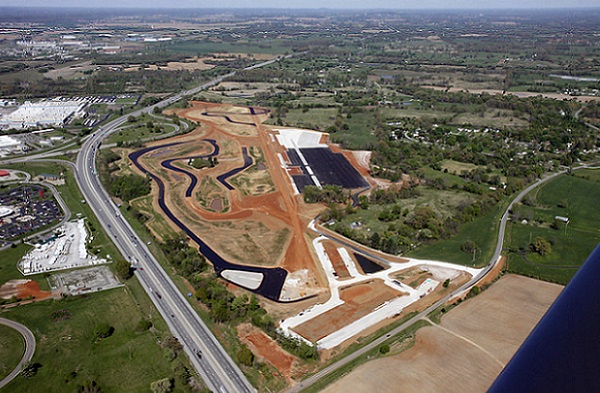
[278,107,379,149]
[574,168,600,183]
[0,244,32,286]
[339,187,475,234]
[407,201,504,267]
[2,279,193,393]
[107,122,178,145]
[505,173,600,284]
[0,324,25,381]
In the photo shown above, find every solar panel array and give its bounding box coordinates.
[287,147,368,192]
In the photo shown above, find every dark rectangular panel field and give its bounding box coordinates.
[292,174,315,193]
[286,149,303,166]
[300,148,368,189]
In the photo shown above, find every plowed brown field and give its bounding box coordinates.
[322,275,563,393]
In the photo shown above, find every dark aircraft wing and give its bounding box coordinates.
[488,243,600,392]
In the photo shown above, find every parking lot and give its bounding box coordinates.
[0,185,62,241]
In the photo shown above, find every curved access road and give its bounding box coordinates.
[0,317,35,390]
[291,166,592,393]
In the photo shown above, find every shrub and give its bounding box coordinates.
[236,345,255,367]
[94,323,114,340]
[379,344,390,354]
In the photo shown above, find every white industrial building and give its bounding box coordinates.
[0,135,21,148]
[0,135,23,157]
[19,219,109,275]
[0,99,87,130]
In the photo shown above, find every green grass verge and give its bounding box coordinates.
[0,244,31,285]
[1,278,193,393]
[106,118,179,145]
[407,200,504,267]
[574,168,600,183]
[0,324,25,381]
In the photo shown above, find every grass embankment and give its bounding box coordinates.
[106,113,183,145]
[505,173,600,285]
[0,244,31,286]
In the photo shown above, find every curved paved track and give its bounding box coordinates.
[0,317,35,389]
[160,139,219,197]
[129,142,288,301]
[216,147,253,190]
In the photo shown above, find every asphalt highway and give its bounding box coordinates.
[0,317,36,389]
[68,56,293,392]
[70,62,285,393]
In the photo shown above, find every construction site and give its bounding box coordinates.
[120,101,484,357]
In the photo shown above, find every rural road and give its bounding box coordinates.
[291,165,592,392]
[0,317,35,390]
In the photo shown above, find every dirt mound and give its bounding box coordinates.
[294,279,402,342]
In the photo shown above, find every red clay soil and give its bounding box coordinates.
[0,279,52,301]
[18,280,52,300]
[287,167,304,175]
[240,326,297,378]
[293,280,403,342]
[153,102,321,276]
[134,101,378,291]
[478,255,506,287]
[322,241,351,279]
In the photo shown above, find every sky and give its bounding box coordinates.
[3,0,599,9]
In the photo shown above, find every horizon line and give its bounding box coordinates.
[2,5,599,11]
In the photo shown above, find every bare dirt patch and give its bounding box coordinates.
[322,241,350,279]
[231,165,275,196]
[293,279,402,342]
[323,274,563,393]
[0,279,53,300]
[238,324,297,378]
[209,197,223,212]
